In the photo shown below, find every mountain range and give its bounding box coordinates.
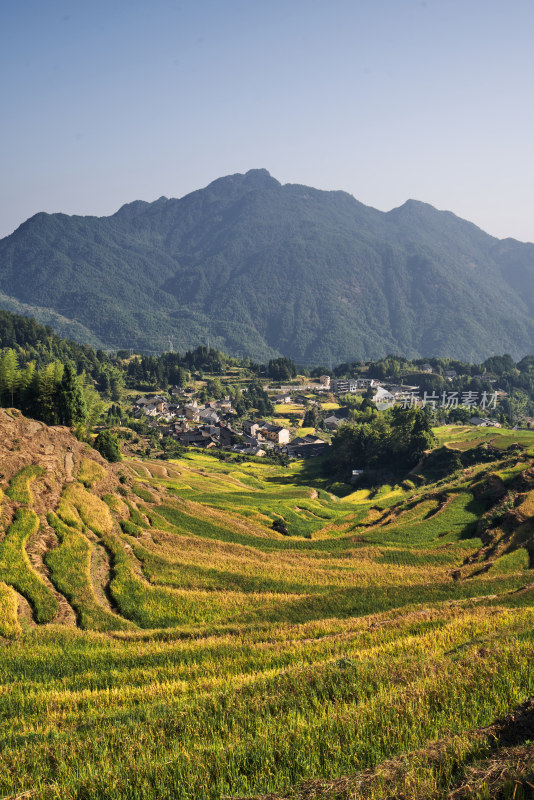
[1,168,534,364]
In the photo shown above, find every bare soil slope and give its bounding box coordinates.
[0,408,116,514]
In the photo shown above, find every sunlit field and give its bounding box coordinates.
[433,424,534,451]
[1,426,533,799]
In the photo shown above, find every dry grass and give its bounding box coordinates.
[237,701,534,800]
[449,744,534,799]
[59,482,114,536]
[0,580,21,637]
[78,458,106,487]
[517,490,534,519]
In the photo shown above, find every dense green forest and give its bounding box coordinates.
[2,169,534,363]
[0,350,92,433]
[0,309,113,375]
[326,406,435,479]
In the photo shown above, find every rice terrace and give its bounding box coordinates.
[5,2,534,797]
[1,410,534,799]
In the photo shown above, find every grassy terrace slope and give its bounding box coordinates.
[0,415,533,799]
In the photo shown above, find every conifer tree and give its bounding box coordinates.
[20,361,35,393]
[39,363,60,425]
[0,349,21,407]
[56,362,88,427]
[78,372,104,440]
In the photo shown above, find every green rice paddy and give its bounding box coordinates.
[0,426,533,799]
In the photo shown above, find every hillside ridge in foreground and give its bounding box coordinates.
[0,413,533,798]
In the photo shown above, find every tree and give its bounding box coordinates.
[206,377,224,399]
[94,429,122,462]
[37,363,60,425]
[160,435,185,460]
[98,373,112,397]
[19,362,36,395]
[0,349,20,406]
[389,406,434,464]
[517,355,534,374]
[109,374,124,402]
[247,382,274,416]
[56,363,88,427]
[303,406,318,428]
[482,354,516,376]
[327,407,435,477]
[268,357,297,381]
[78,372,105,440]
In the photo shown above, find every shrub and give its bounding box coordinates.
[94,430,122,462]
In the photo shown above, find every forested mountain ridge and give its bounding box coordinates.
[2,168,534,363]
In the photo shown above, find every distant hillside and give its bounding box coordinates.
[2,168,534,363]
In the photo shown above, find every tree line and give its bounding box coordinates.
[0,349,95,433]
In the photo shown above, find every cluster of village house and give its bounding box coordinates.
[133,389,330,458]
[132,370,504,459]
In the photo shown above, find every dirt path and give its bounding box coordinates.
[64,451,74,482]
[0,505,15,543]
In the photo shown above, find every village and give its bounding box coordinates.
[128,367,504,461]
[131,388,331,459]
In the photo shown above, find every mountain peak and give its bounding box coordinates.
[204,168,280,196]
[388,198,437,216]
[241,168,280,190]
[1,171,534,363]
[243,168,277,183]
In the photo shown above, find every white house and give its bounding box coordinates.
[374,387,395,410]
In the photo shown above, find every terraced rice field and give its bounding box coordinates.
[434,424,534,451]
[0,431,533,799]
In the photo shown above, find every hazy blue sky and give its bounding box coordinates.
[2,0,534,241]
